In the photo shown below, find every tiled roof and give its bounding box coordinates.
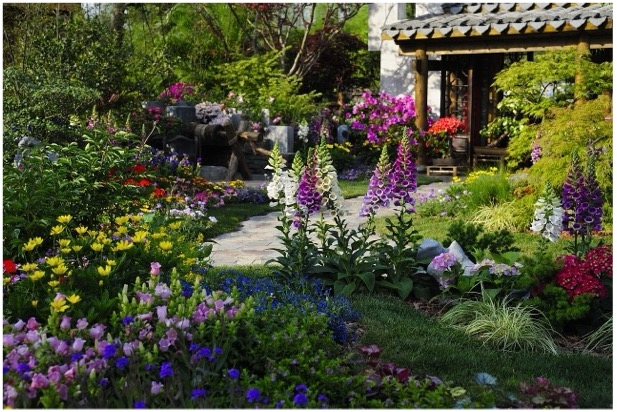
[382,3,612,41]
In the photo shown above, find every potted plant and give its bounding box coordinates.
[426,116,466,165]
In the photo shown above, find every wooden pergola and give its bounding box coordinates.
[381,3,613,165]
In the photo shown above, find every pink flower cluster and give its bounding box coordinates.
[346,91,418,144]
[554,245,612,301]
[158,82,195,102]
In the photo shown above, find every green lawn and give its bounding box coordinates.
[351,294,612,408]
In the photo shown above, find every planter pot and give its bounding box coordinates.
[452,134,469,153]
[266,125,294,153]
[431,158,457,166]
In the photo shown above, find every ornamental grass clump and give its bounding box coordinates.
[440,294,558,354]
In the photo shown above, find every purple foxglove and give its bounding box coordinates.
[388,133,417,211]
[360,145,393,217]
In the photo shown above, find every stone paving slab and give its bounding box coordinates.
[210,178,452,266]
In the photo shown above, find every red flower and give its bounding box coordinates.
[554,250,610,301]
[132,164,147,174]
[123,178,137,186]
[137,179,151,187]
[3,259,17,274]
[428,116,466,136]
[153,188,166,198]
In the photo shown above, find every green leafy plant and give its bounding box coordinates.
[442,220,518,259]
[312,215,384,297]
[440,292,558,354]
[215,50,319,125]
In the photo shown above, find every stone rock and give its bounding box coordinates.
[446,240,476,275]
[417,238,447,261]
[199,166,228,181]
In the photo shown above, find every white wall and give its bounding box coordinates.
[369,3,442,117]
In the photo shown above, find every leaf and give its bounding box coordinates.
[397,278,414,300]
[357,271,375,292]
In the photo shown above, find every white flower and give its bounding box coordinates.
[530,189,563,242]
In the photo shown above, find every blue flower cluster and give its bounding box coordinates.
[214,271,359,344]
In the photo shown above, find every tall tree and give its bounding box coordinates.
[231,3,364,78]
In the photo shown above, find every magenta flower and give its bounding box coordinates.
[296,150,322,218]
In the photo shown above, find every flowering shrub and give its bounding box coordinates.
[425,116,466,159]
[428,116,466,136]
[158,82,200,104]
[436,253,524,302]
[345,91,420,145]
[554,245,612,301]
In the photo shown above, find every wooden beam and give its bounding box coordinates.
[414,44,429,166]
[575,33,591,104]
[396,32,612,55]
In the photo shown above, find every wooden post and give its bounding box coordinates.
[575,33,591,105]
[414,44,429,166]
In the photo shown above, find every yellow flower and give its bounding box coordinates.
[99,236,112,245]
[3,277,11,286]
[130,214,142,223]
[50,297,69,312]
[59,247,72,255]
[132,231,149,243]
[31,300,38,307]
[158,240,173,251]
[46,256,64,267]
[21,262,38,272]
[87,230,99,237]
[151,232,167,239]
[29,270,45,281]
[115,216,130,226]
[66,294,81,304]
[116,226,129,235]
[48,280,60,288]
[168,221,182,231]
[52,264,69,275]
[57,215,73,224]
[75,226,89,235]
[99,280,104,286]
[106,259,117,266]
[50,225,65,236]
[112,240,134,251]
[90,242,104,252]
[23,237,44,252]
[57,239,71,247]
[97,265,112,277]
[71,245,83,252]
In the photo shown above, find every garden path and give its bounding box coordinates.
[210,176,453,266]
